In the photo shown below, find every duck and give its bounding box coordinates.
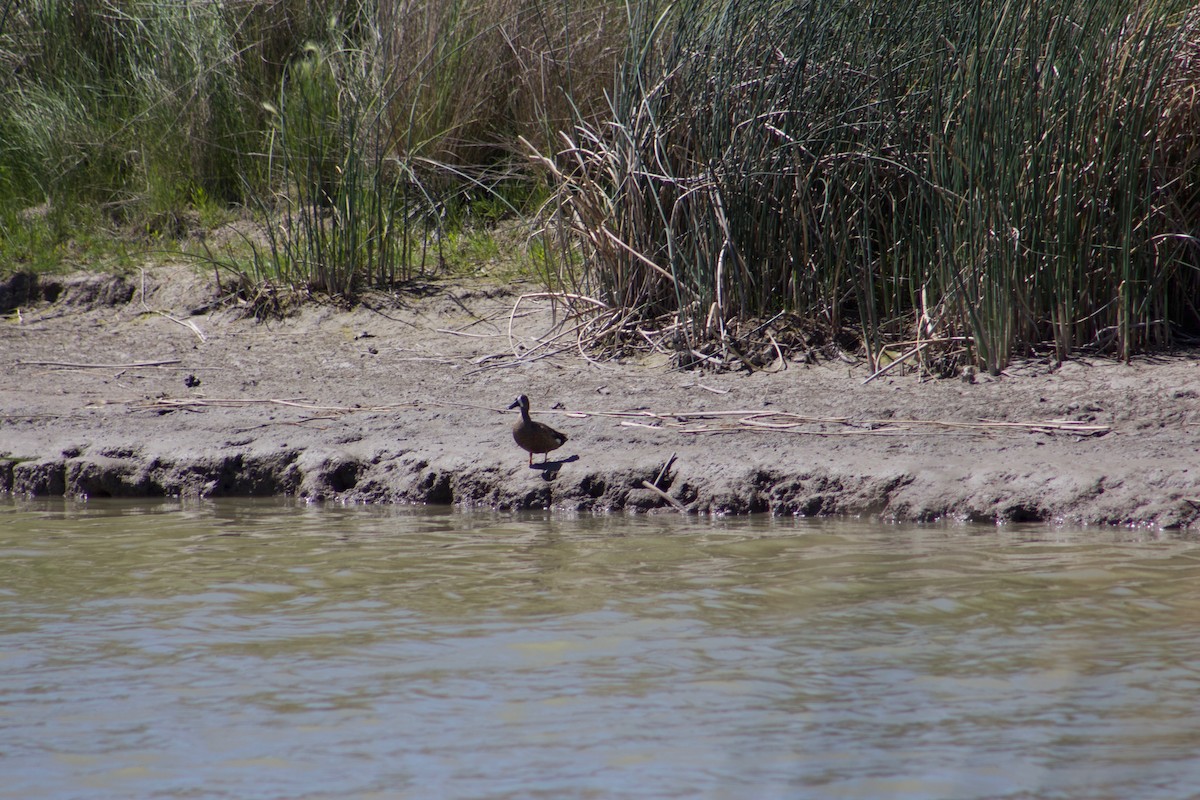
[508,394,568,466]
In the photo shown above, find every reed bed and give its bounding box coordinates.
[536,0,1200,371]
[3,0,1200,369]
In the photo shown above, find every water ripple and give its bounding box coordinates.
[3,499,1200,799]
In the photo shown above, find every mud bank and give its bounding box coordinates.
[3,266,1200,527]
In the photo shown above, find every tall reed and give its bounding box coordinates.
[927,0,1192,368]
[248,0,622,293]
[540,0,1200,369]
[252,29,412,295]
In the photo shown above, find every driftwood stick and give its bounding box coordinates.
[640,480,687,512]
[653,453,678,489]
[620,421,667,430]
[18,359,182,369]
[691,383,730,394]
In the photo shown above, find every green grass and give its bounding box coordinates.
[0,206,138,275]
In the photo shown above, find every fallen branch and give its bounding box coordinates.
[435,328,500,339]
[507,291,613,362]
[233,415,340,433]
[653,453,678,489]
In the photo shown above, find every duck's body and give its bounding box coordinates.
[509,394,567,466]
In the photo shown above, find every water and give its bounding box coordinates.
[3,499,1200,800]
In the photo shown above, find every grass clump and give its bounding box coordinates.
[0,1,269,222]
[0,0,617,296]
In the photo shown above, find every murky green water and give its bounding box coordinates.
[3,499,1200,799]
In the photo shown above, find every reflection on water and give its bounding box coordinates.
[3,499,1200,799]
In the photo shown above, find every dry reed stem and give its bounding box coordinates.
[18,359,183,369]
[863,342,932,384]
[133,398,397,413]
[559,407,1109,438]
[507,291,612,358]
[435,328,502,338]
[141,270,207,342]
[502,291,638,368]
[863,336,976,384]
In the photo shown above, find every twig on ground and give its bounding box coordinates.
[233,416,339,433]
[765,331,786,371]
[505,291,616,362]
[863,337,974,384]
[133,397,398,413]
[552,406,1110,438]
[18,359,182,369]
[689,383,730,394]
[141,269,207,342]
[436,328,501,338]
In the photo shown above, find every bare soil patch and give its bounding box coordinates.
[3,265,1200,528]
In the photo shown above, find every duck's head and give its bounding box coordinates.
[508,394,530,412]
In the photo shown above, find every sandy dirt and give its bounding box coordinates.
[2,265,1200,528]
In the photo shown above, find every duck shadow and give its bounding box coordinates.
[530,454,579,480]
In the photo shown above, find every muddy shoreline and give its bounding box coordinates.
[3,266,1200,528]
